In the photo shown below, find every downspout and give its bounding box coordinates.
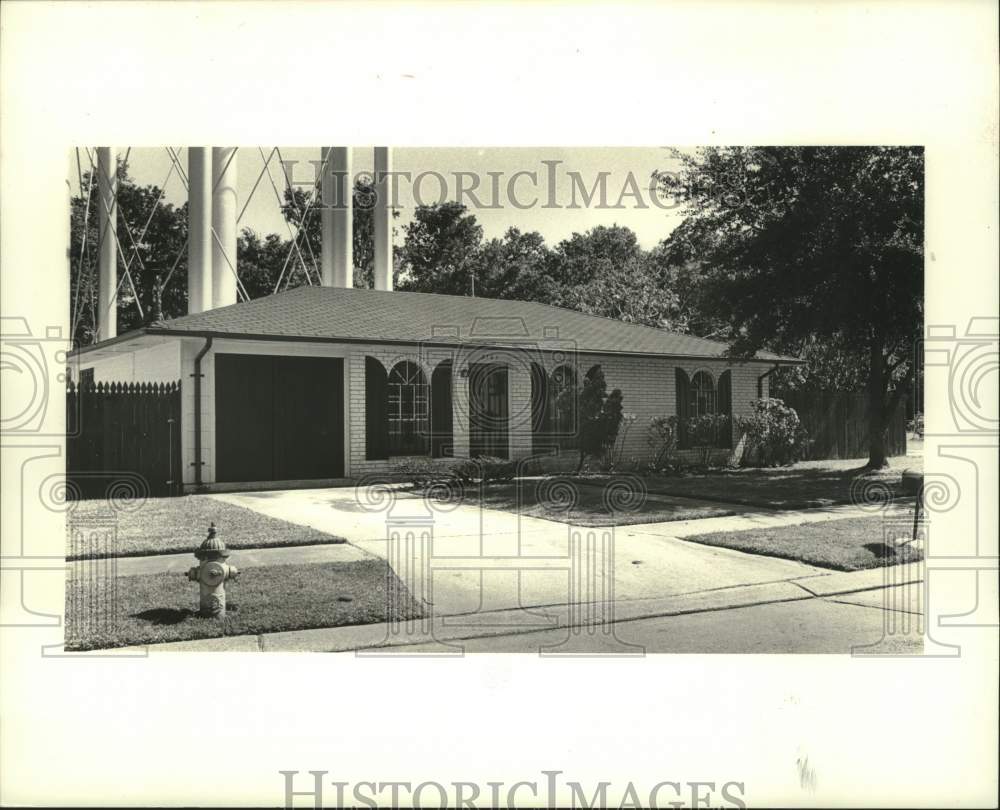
[193,337,213,488]
[757,363,782,398]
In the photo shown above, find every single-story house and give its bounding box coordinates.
[70,285,800,492]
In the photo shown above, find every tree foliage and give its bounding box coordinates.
[575,366,625,472]
[69,163,402,345]
[735,398,810,467]
[470,227,558,301]
[396,202,484,295]
[655,146,923,467]
[280,178,399,290]
[70,160,188,345]
[69,150,923,471]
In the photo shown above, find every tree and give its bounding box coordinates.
[656,146,923,468]
[470,227,557,301]
[648,220,732,338]
[280,177,399,290]
[70,159,189,345]
[396,202,484,294]
[575,366,624,472]
[563,254,682,329]
[237,228,297,300]
[70,160,312,345]
[538,224,684,328]
[552,224,642,288]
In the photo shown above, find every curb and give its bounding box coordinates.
[100,564,924,655]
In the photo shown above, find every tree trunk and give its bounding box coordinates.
[866,331,889,469]
[867,422,889,469]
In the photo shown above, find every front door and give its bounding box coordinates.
[468,363,509,459]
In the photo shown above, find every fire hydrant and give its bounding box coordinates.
[186,523,239,617]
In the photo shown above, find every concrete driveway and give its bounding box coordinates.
[213,485,827,622]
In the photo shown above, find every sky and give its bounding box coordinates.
[75,147,689,250]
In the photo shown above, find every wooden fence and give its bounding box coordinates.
[66,381,182,498]
[772,389,908,460]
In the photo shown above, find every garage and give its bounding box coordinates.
[214,354,344,483]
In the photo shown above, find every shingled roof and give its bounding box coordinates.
[113,286,799,362]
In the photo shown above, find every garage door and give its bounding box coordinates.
[215,354,344,483]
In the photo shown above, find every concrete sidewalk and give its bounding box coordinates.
[105,563,924,654]
[206,486,843,615]
[76,485,923,654]
[206,486,914,618]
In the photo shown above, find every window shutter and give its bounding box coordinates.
[530,363,548,454]
[675,368,690,449]
[431,361,453,458]
[365,357,389,460]
[717,370,733,449]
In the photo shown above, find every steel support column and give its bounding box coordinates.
[320,146,352,287]
[373,146,393,291]
[96,147,117,340]
[187,147,213,314]
[211,147,238,308]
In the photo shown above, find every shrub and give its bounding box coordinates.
[576,368,625,472]
[735,398,810,466]
[604,412,636,471]
[647,415,680,470]
[462,456,517,483]
[395,456,516,488]
[393,458,461,487]
[685,413,732,466]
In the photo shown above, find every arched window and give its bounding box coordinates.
[689,371,716,416]
[387,361,429,456]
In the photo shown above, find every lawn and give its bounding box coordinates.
[65,559,422,651]
[427,478,736,526]
[67,495,345,559]
[682,515,925,571]
[618,451,924,511]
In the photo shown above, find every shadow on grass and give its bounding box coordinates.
[422,478,735,526]
[683,515,924,571]
[132,607,197,625]
[863,542,898,560]
[68,560,422,652]
[634,462,911,511]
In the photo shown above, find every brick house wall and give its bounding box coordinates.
[348,344,775,477]
[79,336,777,488]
